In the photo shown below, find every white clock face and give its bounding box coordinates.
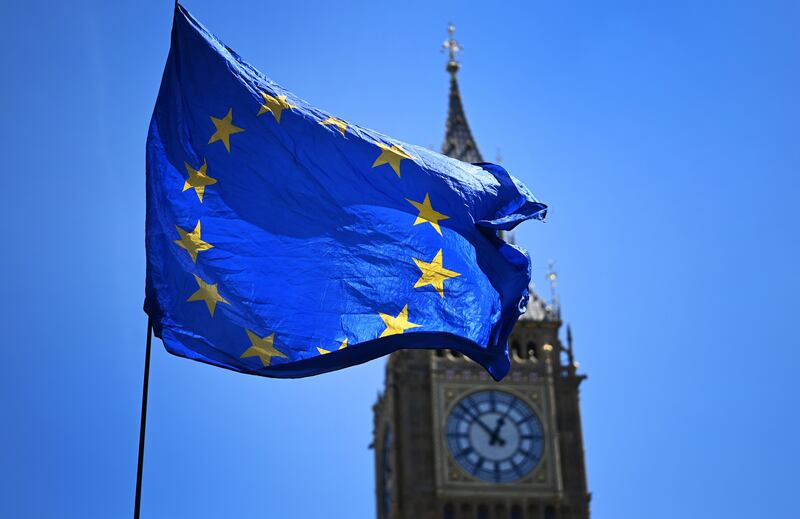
[446,390,545,483]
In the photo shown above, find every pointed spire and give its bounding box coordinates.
[441,23,483,163]
[566,324,578,375]
[567,324,573,351]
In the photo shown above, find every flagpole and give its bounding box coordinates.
[133,3,174,515]
[134,317,153,519]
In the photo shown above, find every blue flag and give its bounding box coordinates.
[145,5,547,381]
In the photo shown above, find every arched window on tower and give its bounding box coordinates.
[476,504,489,519]
[511,340,522,361]
[544,505,557,519]
[510,504,523,519]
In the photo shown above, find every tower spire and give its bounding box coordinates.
[441,23,483,163]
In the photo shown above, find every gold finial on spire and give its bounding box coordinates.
[442,23,462,75]
[547,260,559,308]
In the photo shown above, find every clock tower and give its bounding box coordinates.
[371,26,590,519]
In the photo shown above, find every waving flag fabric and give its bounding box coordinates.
[145,4,547,381]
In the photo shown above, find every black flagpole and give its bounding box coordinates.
[134,4,176,516]
[134,317,153,519]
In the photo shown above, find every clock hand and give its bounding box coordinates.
[489,406,515,446]
[488,417,506,446]
[458,404,498,438]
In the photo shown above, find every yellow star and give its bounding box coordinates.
[173,221,213,263]
[257,92,295,123]
[379,305,421,337]
[208,108,244,152]
[240,330,287,367]
[182,159,217,202]
[320,117,348,135]
[317,338,348,355]
[405,193,450,236]
[412,249,461,298]
[372,143,412,178]
[186,274,229,316]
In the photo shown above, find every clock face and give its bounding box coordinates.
[446,390,545,483]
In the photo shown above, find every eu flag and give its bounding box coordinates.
[145,5,547,381]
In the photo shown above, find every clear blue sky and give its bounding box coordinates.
[1,0,798,517]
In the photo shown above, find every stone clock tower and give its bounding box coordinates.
[371,26,590,519]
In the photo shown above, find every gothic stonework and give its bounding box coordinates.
[372,28,590,519]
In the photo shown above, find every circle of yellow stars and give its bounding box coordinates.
[172,90,463,369]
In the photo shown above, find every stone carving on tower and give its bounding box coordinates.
[372,24,591,519]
